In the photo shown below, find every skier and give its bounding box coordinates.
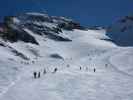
[33,72,37,79]
[86,67,88,71]
[66,64,70,68]
[32,61,35,64]
[105,64,108,67]
[94,68,96,72]
[53,68,57,73]
[43,68,46,74]
[80,66,82,70]
[38,72,41,78]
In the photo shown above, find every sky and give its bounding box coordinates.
[0,0,133,26]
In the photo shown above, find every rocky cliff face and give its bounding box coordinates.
[106,15,133,46]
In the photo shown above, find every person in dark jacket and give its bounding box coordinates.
[86,67,88,71]
[33,72,37,79]
[105,64,108,67]
[66,64,70,68]
[94,68,96,72]
[53,68,58,73]
[43,68,46,74]
[38,72,41,78]
[80,66,82,70]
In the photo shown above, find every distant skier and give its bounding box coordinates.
[53,68,58,73]
[86,67,88,71]
[32,61,35,64]
[105,64,108,67]
[80,66,82,70]
[38,72,41,78]
[66,64,70,68]
[94,68,96,72]
[43,68,46,74]
[33,72,37,79]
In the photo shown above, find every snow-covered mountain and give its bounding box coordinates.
[107,15,133,46]
[0,12,133,100]
[1,12,85,44]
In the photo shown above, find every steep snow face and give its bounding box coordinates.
[107,15,133,46]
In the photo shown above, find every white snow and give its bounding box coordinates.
[12,17,20,24]
[26,12,49,17]
[33,21,57,29]
[0,28,133,100]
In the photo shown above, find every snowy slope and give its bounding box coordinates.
[0,13,133,100]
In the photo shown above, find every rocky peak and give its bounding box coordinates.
[106,15,133,46]
[0,12,85,45]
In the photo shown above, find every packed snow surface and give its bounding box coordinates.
[0,29,133,100]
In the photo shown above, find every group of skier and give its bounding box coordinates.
[33,71,41,79]
[79,66,96,72]
[33,63,108,78]
[33,67,58,79]
[79,63,108,72]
